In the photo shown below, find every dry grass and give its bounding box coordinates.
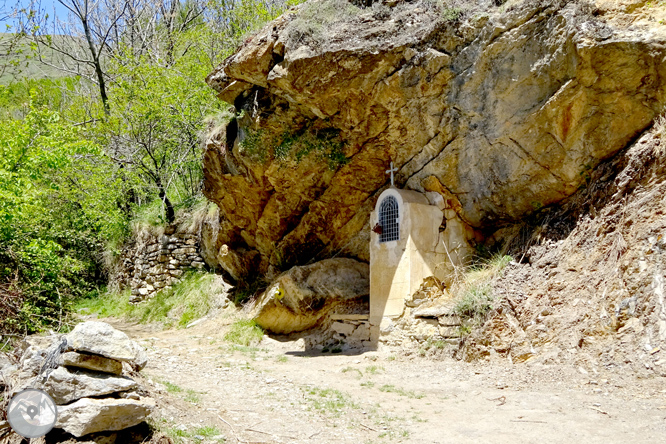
[655,113,666,140]
[449,254,513,327]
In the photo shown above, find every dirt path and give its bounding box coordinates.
[104,316,666,444]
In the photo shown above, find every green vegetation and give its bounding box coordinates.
[0,0,307,336]
[158,420,224,444]
[238,128,267,162]
[274,128,348,170]
[184,389,202,404]
[341,366,364,378]
[74,271,221,328]
[302,386,359,416]
[365,365,384,374]
[240,126,349,170]
[0,99,126,333]
[418,338,448,356]
[451,254,513,334]
[378,384,425,399]
[164,381,183,393]
[442,7,463,21]
[224,319,264,346]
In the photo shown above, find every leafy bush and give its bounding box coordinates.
[0,99,126,334]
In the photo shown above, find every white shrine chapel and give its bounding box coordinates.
[368,166,473,342]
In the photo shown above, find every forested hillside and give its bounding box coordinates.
[0,0,300,335]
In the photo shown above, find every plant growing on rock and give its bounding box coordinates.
[275,127,348,170]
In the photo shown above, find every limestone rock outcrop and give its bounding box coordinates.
[203,0,666,279]
[251,258,369,333]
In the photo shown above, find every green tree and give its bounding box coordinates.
[102,43,223,223]
[0,96,126,333]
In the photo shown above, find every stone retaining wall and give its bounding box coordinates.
[117,229,207,302]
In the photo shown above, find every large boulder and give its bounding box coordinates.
[39,366,137,404]
[56,397,156,437]
[251,258,369,334]
[66,321,146,364]
[203,0,666,277]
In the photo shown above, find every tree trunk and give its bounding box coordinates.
[81,17,110,115]
[157,180,175,224]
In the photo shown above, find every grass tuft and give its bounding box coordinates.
[302,386,359,416]
[378,384,425,399]
[224,319,264,346]
[449,253,513,334]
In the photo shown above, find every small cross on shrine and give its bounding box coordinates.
[386,162,398,187]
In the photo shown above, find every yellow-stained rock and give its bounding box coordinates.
[251,258,369,334]
[202,0,666,280]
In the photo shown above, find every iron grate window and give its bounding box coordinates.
[379,196,399,243]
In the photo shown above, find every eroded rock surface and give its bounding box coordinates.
[40,367,137,405]
[460,128,666,372]
[60,351,123,375]
[203,0,666,279]
[251,258,369,333]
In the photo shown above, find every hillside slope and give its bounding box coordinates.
[462,124,666,374]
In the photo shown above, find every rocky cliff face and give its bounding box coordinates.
[202,0,666,279]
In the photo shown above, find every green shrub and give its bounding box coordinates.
[442,7,463,21]
[0,102,127,334]
[275,127,348,170]
[238,127,267,161]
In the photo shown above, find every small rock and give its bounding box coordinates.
[67,321,142,363]
[60,352,123,375]
[39,366,137,404]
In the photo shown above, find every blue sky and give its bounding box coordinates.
[1,0,70,30]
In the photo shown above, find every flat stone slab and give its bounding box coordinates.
[40,366,136,404]
[412,300,456,319]
[66,321,145,363]
[56,397,155,437]
[60,351,123,375]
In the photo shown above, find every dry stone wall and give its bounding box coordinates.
[0,322,154,439]
[117,229,207,302]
